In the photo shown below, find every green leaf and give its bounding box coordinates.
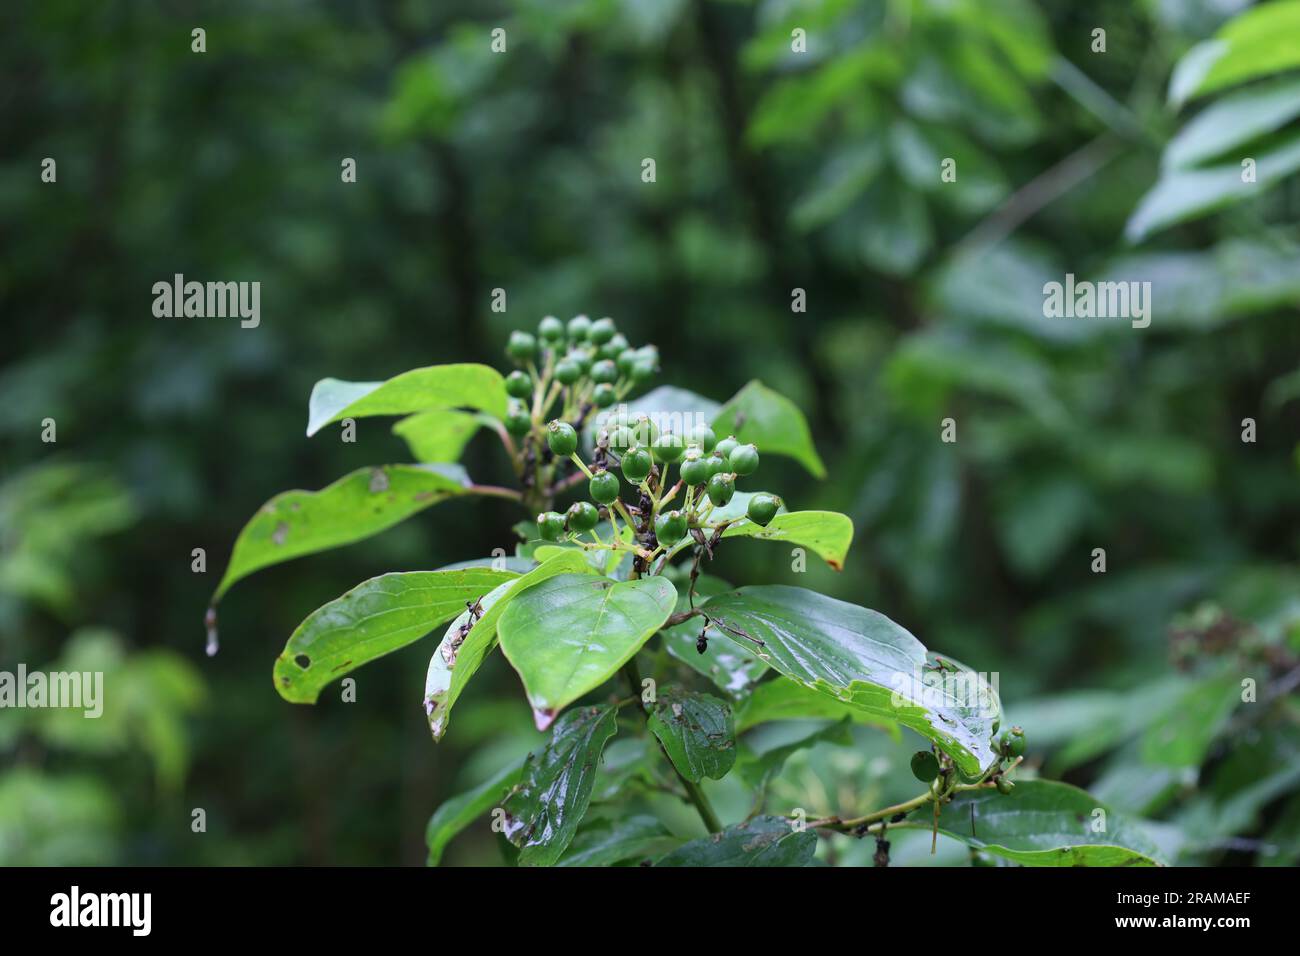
[498,574,678,730]
[1126,130,1300,242]
[935,780,1165,866]
[1164,75,1300,170]
[698,586,1000,775]
[655,815,817,867]
[557,815,680,867]
[1169,0,1300,104]
[392,409,487,463]
[736,716,854,789]
[733,676,899,737]
[424,551,593,741]
[661,573,768,695]
[274,566,518,703]
[647,688,737,782]
[213,464,471,603]
[426,756,525,866]
[502,704,619,866]
[721,510,854,571]
[305,363,507,437]
[711,380,826,478]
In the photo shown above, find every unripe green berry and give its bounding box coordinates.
[689,424,717,453]
[536,511,565,542]
[505,370,533,399]
[593,383,617,408]
[655,509,688,546]
[588,317,616,344]
[505,401,532,436]
[629,414,658,447]
[652,431,684,464]
[728,443,760,476]
[590,360,619,384]
[630,359,656,384]
[616,349,639,377]
[538,315,565,342]
[506,330,536,362]
[704,453,728,479]
[679,449,709,486]
[567,314,592,341]
[547,421,578,457]
[995,776,1015,795]
[608,425,635,452]
[566,500,599,533]
[910,750,940,783]
[999,728,1026,759]
[588,470,620,505]
[746,493,782,527]
[554,359,582,386]
[706,472,735,506]
[599,333,630,361]
[622,445,653,483]
[714,435,739,460]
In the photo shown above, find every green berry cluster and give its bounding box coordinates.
[500,315,664,513]
[503,314,659,436]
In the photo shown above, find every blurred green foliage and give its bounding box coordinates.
[2,0,1297,865]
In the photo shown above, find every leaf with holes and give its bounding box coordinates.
[212,464,471,603]
[274,566,517,703]
[698,585,1000,775]
[655,815,817,867]
[647,688,736,783]
[306,363,507,437]
[424,550,594,741]
[498,574,677,730]
[501,704,619,867]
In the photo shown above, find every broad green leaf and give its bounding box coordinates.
[711,380,826,478]
[498,574,678,730]
[213,463,471,603]
[647,689,737,783]
[1126,130,1300,242]
[736,716,853,789]
[424,551,593,741]
[501,704,618,866]
[720,510,854,571]
[661,573,769,694]
[392,409,487,463]
[699,586,1000,775]
[734,676,900,737]
[935,780,1165,866]
[436,555,536,574]
[1165,75,1300,170]
[425,756,525,866]
[305,363,507,437]
[1140,673,1239,768]
[1169,0,1300,104]
[274,566,517,703]
[662,620,769,696]
[557,815,680,867]
[613,385,721,435]
[656,815,817,867]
